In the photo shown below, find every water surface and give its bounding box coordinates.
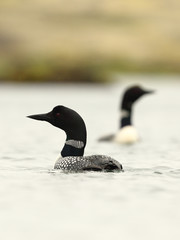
[0,76,180,240]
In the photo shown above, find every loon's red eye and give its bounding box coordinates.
[56,113,60,117]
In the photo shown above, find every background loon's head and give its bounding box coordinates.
[121,85,154,110]
[27,105,87,143]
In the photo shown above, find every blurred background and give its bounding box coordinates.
[1,2,180,240]
[0,0,179,82]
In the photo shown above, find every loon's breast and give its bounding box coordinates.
[54,155,122,171]
[113,126,139,144]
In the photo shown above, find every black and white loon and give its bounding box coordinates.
[28,106,123,171]
[98,85,154,144]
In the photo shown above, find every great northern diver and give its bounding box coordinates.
[98,85,154,144]
[28,106,123,171]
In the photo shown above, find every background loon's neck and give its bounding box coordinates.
[120,106,133,128]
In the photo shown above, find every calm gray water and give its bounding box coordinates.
[0,76,180,240]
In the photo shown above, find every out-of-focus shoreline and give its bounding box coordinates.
[0,0,180,82]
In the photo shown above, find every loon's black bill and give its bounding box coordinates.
[27,113,51,122]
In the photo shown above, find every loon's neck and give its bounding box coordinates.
[61,125,87,157]
[61,139,85,157]
[120,99,133,128]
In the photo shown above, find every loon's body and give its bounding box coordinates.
[54,155,121,171]
[99,86,154,144]
[28,106,122,172]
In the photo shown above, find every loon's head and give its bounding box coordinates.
[27,105,87,143]
[121,85,154,110]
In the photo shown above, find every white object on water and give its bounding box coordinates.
[114,126,139,144]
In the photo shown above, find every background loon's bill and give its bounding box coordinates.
[98,85,154,144]
[28,105,123,172]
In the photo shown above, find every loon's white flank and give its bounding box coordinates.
[114,126,139,144]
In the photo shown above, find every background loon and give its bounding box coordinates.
[28,106,123,171]
[98,85,154,144]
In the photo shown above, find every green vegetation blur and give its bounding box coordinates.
[0,0,179,82]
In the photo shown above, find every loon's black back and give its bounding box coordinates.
[54,155,122,171]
